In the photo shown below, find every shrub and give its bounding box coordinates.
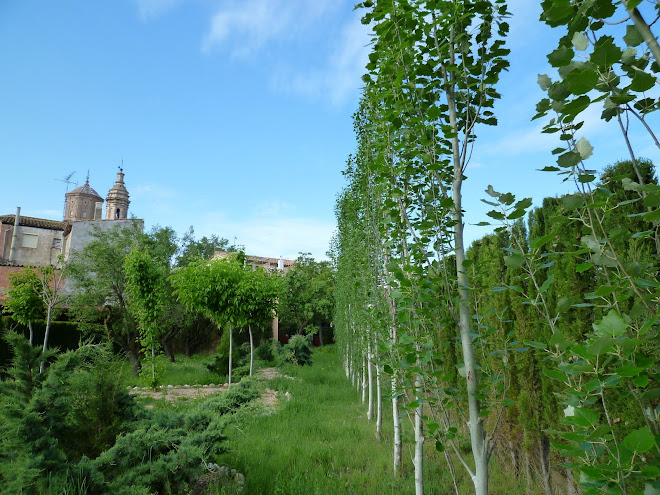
[206,329,242,376]
[282,335,312,366]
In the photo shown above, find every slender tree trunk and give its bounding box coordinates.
[376,354,382,440]
[249,324,254,377]
[414,372,424,495]
[450,120,488,495]
[392,373,402,475]
[228,325,233,389]
[627,5,660,65]
[28,320,33,346]
[151,344,156,390]
[361,352,367,403]
[319,326,324,346]
[367,340,374,421]
[39,305,53,373]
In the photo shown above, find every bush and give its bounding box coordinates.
[0,332,141,493]
[254,339,281,364]
[282,335,312,366]
[206,329,242,376]
[0,332,261,494]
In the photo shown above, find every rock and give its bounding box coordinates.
[167,384,174,388]
[133,386,139,390]
[184,384,191,388]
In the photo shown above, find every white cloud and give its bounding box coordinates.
[134,0,183,19]
[202,0,335,55]
[197,210,335,261]
[271,15,371,106]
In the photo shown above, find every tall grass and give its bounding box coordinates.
[121,354,224,387]
[216,346,532,495]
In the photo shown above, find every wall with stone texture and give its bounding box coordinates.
[63,218,144,259]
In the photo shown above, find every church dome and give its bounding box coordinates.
[65,178,103,221]
[67,180,102,200]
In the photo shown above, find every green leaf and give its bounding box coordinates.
[487,210,506,220]
[615,366,644,377]
[507,209,527,220]
[524,340,548,349]
[537,73,552,91]
[575,262,592,273]
[622,427,655,453]
[590,36,622,67]
[531,233,555,250]
[576,137,594,159]
[633,373,649,387]
[572,407,600,427]
[642,208,660,221]
[543,368,566,382]
[644,482,660,495]
[539,274,554,293]
[548,45,574,67]
[572,32,589,51]
[587,336,613,356]
[503,254,524,269]
[629,70,656,92]
[623,25,643,47]
[566,69,599,94]
[594,310,627,337]
[557,151,581,168]
[564,194,585,210]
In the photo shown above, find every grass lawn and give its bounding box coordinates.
[214,345,531,495]
[121,353,226,388]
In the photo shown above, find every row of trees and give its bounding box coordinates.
[4,223,335,382]
[333,1,659,495]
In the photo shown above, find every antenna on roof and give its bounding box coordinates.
[55,171,77,220]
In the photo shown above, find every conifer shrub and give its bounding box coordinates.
[0,332,259,494]
[282,335,313,366]
[206,329,242,376]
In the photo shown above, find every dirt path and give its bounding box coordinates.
[128,367,291,405]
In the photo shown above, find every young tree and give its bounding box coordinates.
[5,267,45,346]
[67,223,145,373]
[278,253,334,341]
[172,254,245,387]
[37,262,69,373]
[236,267,281,376]
[124,248,168,390]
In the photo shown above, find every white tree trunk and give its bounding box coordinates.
[367,340,374,421]
[249,324,254,377]
[392,373,402,475]
[414,373,424,495]
[361,352,367,403]
[151,344,156,390]
[376,355,382,440]
[228,325,233,389]
[28,321,33,346]
[40,305,53,373]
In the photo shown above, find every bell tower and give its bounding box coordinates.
[105,168,130,220]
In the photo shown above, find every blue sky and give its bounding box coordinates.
[1,1,658,261]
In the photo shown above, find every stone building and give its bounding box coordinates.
[0,170,141,299]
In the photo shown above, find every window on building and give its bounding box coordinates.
[22,233,38,248]
[82,211,87,218]
[52,238,62,249]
